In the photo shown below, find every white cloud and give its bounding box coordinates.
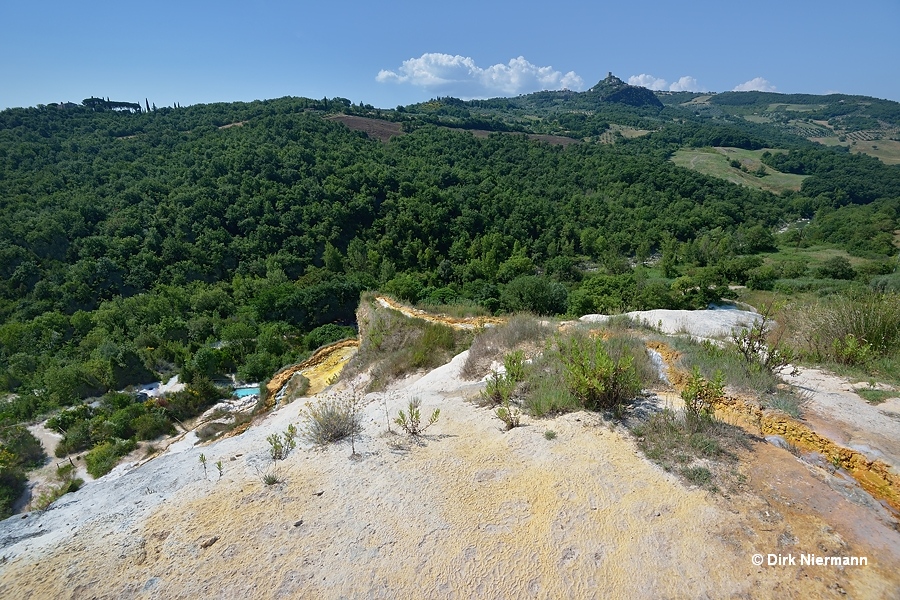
[628,74,669,90]
[376,53,583,98]
[733,77,776,92]
[628,74,703,92]
[668,76,701,92]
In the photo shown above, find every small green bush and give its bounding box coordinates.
[502,350,527,382]
[262,471,282,485]
[523,377,580,417]
[495,397,521,431]
[85,438,137,478]
[830,334,873,366]
[816,256,856,280]
[300,396,362,446]
[132,410,175,440]
[55,419,93,457]
[395,397,440,436]
[480,351,527,407]
[556,333,640,412]
[681,367,725,420]
[268,424,298,461]
[481,370,516,407]
[517,330,648,418]
[46,404,94,434]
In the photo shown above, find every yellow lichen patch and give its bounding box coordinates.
[265,339,360,401]
[643,338,900,512]
[375,295,505,329]
[714,394,900,512]
[298,344,358,396]
[645,340,689,387]
[584,328,614,340]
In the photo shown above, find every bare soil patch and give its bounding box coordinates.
[328,115,579,147]
[326,115,403,141]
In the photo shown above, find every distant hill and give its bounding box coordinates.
[589,72,664,109]
[657,90,900,164]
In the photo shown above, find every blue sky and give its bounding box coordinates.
[2,0,899,110]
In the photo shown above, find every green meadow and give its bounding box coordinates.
[672,147,807,194]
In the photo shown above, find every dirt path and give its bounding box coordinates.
[18,424,91,512]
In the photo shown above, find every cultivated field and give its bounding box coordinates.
[812,136,900,165]
[329,114,581,147]
[597,124,653,144]
[326,114,403,142]
[767,103,825,112]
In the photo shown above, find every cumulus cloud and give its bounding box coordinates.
[376,53,583,98]
[628,74,703,92]
[628,74,669,91]
[668,76,701,92]
[733,77,776,92]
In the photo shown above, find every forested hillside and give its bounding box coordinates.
[0,88,898,452]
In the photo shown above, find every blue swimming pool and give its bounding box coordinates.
[233,387,259,398]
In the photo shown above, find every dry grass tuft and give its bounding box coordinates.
[462,314,552,380]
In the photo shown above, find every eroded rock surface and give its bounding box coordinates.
[2,309,899,598]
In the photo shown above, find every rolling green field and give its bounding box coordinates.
[671,147,807,194]
[767,103,825,112]
[598,124,653,143]
[811,137,900,165]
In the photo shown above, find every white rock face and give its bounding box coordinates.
[581,307,761,340]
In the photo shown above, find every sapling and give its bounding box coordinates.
[395,397,440,436]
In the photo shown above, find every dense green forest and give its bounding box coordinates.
[1,83,899,515]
